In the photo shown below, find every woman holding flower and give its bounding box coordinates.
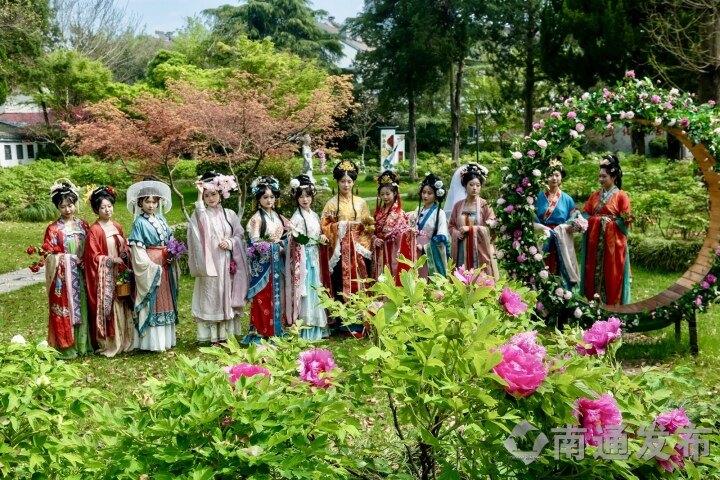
[243,176,287,343]
[533,159,583,290]
[127,180,179,352]
[84,186,134,357]
[321,160,373,301]
[188,171,248,344]
[411,173,450,278]
[580,154,632,306]
[44,181,93,358]
[373,170,415,283]
[448,163,499,279]
[285,175,331,341]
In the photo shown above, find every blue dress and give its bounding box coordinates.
[535,190,579,289]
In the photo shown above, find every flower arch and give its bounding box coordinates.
[496,73,720,353]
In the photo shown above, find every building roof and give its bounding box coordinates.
[0,112,48,126]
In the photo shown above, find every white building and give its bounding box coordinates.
[0,94,46,168]
[317,18,369,70]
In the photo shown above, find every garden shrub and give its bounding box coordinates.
[649,135,668,158]
[629,234,702,272]
[17,201,58,222]
[0,337,98,478]
[86,341,363,479]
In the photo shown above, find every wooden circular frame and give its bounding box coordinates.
[605,120,720,314]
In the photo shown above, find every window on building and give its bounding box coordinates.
[3,145,11,160]
[16,145,24,160]
[27,144,34,159]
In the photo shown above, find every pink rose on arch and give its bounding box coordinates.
[298,349,339,389]
[225,363,270,383]
[550,111,561,119]
[576,316,622,356]
[517,254,527,263]
[569,129,579,139]
[680,118,689,128]
[625,70,635,78]
[505,205,515,213]
[651,94,661,104]
[566,111,577,119]
[492,331,547,397]
[574,394,623,446]
[499,287,528,317]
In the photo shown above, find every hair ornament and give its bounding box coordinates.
[289,178,301,189]
[338,160,357,172]
[251,175,280,195]
[50,179,79,198]
[201,173,237,199]
[549,158,563,168]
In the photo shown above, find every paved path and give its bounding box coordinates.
[0,267,44,295]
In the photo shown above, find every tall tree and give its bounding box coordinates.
[0,0,54,103]
[349,0,446,180]
[645,0,720,102]
[67,74,352,217]
[434,1,486,163]
[540,0,647,89]
[484,0,550,135]
[203,0,343,69]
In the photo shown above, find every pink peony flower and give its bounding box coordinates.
[453,265,495,287]
[701,281,710,289]
[566,111,577,120]
[706,274,717,284]
[708,99,716,106]
[505,205,514,213]
[517,254,527,263]
[574,394,623,446]
[651,94,661,104]
[695,295,703,307]
[499,287,528,317]
[550,111,561,119]
[225,363,270,383]
[575,123,585,132]
[654,408,692,472]
[535,301,544,311]
[655,408,691,434]
[492,331,547,397]
[526,196,534,205]
[576,317,622,356]
[527,149,536,157]
[625,70,635,78]
[298,349,338,389]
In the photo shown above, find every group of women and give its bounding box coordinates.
[40,154,631,356]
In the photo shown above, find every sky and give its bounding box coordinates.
[125,0,364,34]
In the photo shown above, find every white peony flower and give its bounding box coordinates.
[529,246,538,255]
[37,340,48,347]
[495,250,505,259]
[10,335,26,345]
[606,113,612,122]
[35,375,51,387]
[536,139,548,149]
[526,196,534,205]
[570,129,579,138]
[539,269,549,279]
[574,307,583,318]
[496,198,506,205]
[670,88,679,95]
[563,291,573,300]
[581,92,590,101]
[555,288,564,297]
[575,123,585,132]
[532,169,541,177]
[653,118,662,126]
[534,253,543,261]
[626,111,635,119]
[512,151,523,160]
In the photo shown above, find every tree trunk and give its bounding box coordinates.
[408,89,417,181]
[630,128,645,155]
[523,9,536,135]
[450,58,464,164]
[698,10,720,103]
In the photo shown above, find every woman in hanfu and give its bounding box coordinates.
[187,171,248,344]
[409,173,449,278]
[127,180,179,352]
[448,163,499,279]
[372,170,416,283]
[243,176,287,344]
[43,181,93,359]
[84,186,134,357]
[533,159,583,290]
[285,174,332,341]
[580,155,632,306]
[321,160,373,301]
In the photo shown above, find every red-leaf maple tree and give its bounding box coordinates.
[67,73,353,218]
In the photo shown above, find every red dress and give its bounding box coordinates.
[373,202,416,284]
[580,188,631,305]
